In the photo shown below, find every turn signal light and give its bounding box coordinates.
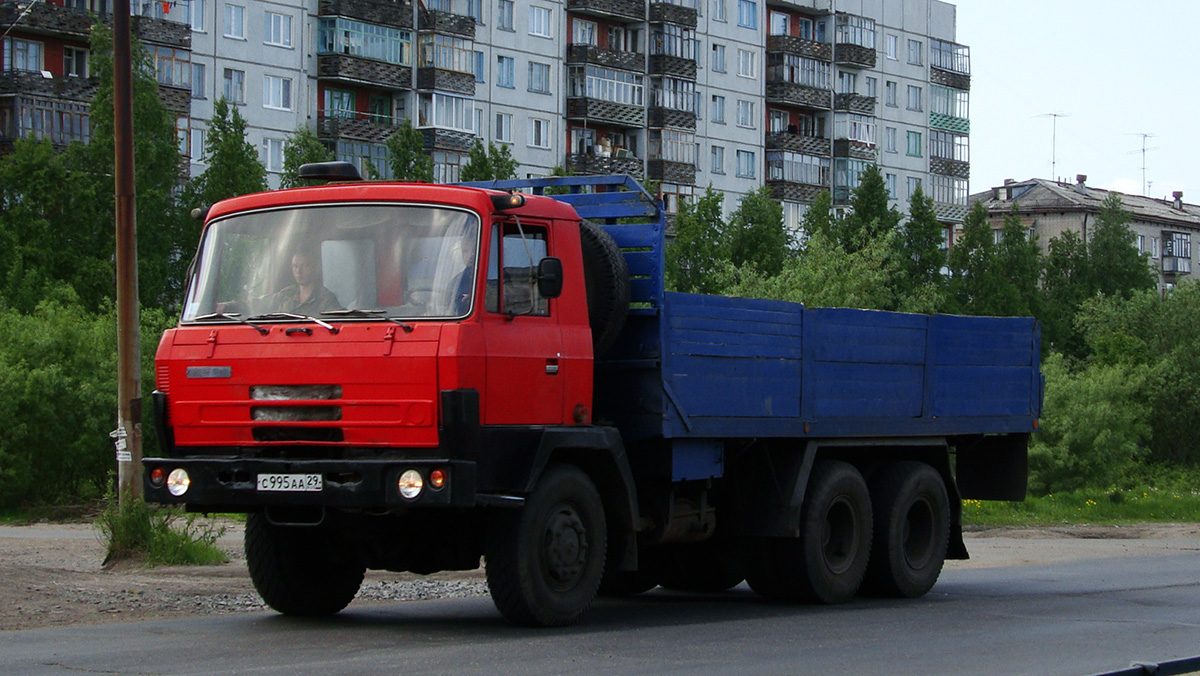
[149,467,166,487]
[429,468,447,490]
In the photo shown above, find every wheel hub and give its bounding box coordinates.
[542,505,588,590]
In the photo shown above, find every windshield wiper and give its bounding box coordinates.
[190,312,269,336]
[248,312,339,334]
[322,309,414,333]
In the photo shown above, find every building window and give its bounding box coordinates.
[497,0,514,30]
[766,53,831,88]
[1151,237,1160,259]
[263,137,285,173]
[767,151,829,185]
[930,130,969,162]
[737,48,756,77]
[712,0,726,22]
[529,117,551,148]
[653,77,696,113]
[906,130,922,157]
[263,75,292,110]
[152,45,190,88]
[931,84,969,119]
[837,71,856,95]
[885,34,897,60]
[930,175,967,205]
[769,10,788,36]
[418,92,475,132]
[885,172,897,198]
[529,6,552,37]
[885,80,897,107]
[265,12,292,47]
[736,99,755,128]
[224,4,245,39]
[568,65,644,105]
[907,176,922,198]
[865,76,877,99]
[529,61,551,93]
[711,95,725,124]
[319,18,412,66]
[418,33,474,74]
[736,150,755,178]
[497,55,514,87]
[465,0,483,23]
[495,112,513,142]
[324,88,355,118]
[573,18,597,45]
[711,43,726,72]
[190,127,206,161]
[186,0,205,31]
[737,0,757,29]
[834,113,874,145]
[191,62,206,98]
[835,14,875,49]
[64,46,88,78]
[908,39,923,65]
[906,85,922,111]
[768,108,788,133]
[711,145,725,173]
[369,94,392,124]
[473,50,485,82]
[2,38,44,72]
[885,126,896,153]
[651,24,696,60]
[649,129,696,164]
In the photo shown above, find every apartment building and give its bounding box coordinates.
[1,0,971,232]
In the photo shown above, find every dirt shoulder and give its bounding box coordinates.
[1,520,1197,632]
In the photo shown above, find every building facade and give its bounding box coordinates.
[2,0,971,233]
[971,175,1200,293]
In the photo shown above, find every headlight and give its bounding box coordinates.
[397,469,424,500]
[166,468,191,496]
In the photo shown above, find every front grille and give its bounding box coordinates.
[250,385,343,400]
[251,406,343,422]
[252,427,345,443]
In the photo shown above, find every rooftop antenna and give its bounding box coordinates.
[1036,112,1071,181]
[1125,132,1159,196]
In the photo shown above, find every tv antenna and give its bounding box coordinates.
[1037,112,1071,180]
[1125,133,1159,196]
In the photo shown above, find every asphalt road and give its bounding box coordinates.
[4,552,1198,676]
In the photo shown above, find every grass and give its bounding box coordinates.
[963,486,1200,526]
[96,496,228,566]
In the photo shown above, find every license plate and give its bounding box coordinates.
[256,473,323,492]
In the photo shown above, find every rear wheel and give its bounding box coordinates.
[863,462,949,598]
[486,465,607,626]
[746,460,872,604]
[244,513,365,616]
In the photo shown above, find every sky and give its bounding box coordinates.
[951,0,1199,202]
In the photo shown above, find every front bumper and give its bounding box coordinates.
[142,457,477,510]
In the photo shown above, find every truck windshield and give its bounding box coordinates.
[181,203,481,322]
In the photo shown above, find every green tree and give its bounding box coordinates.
[385,119,433,182]
[838,164,900,253]
[989,207,1042,317]
[726,186,790,277]
[185,98,268,208]
[891,185,946,309]
[460,139,519,182]
[799,189,835,245]
[1088,193,1156,299]
[279,126,334,189]
[1040,229,1091,354]
[946,201,998,314]
[665,186,727,294]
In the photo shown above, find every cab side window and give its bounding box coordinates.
[485,221,550,316]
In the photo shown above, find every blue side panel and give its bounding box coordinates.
[929,315,1040,418]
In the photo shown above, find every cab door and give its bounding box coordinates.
[481,220,565,425]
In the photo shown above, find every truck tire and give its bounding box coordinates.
[579,220,629,356]
[745,460,872,604]
[863,461,950,598]
[486,465,607,626]
[654,543,744,593]
[244,513,365,616]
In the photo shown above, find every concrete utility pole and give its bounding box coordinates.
[113,0,142,505]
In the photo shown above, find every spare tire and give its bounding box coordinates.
[579,220,629,356]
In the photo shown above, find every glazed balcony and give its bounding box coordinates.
[566,0,644,23]
[931,39,970,90]
[0,95,91,149]
[319,54,413,91]
[0,2,190,48]
[319,0,414,29]
[566,44,644,72]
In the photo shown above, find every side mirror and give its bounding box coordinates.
[537,257,563,299]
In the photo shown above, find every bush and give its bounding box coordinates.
[96,488,227,566]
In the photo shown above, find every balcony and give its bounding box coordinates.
[0,95,91,150]
[319,54,413,91]
[648,106,695,129]
[418,9,475,37]
[415,68,475,96]
[565,153,643,180]
[930,156,969,179]
[647,55,697,80]
[931,68,970,93]
[421,127,475,153]
[567,0,645,23]
[833,139,875,162]
[765,82,832,111]
[317,111,401,145]
[768,181,828,204]
[833,93,874,115]
[566,44,643,72]
[930,113,970,135]
[765,131,831,156]
[319,0,414,29]
[647,159,696,185]
[0,70,97,101]
[934,203,970,223]
[0,2,191,48]
[1163,256,1192,275]
[931,39,970,91]
[566,97,646,129]
[766,34,832,61]
[648,1,698,28]
[834,43,875,69]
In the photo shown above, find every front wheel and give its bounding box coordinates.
[485,465,607,626]
[244,513,365,616]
